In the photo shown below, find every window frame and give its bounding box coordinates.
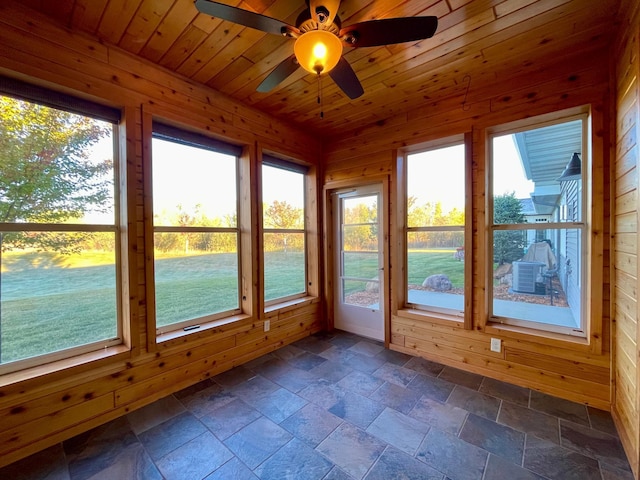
[261,154,309,307]
[150,122,243,335]
[0,79,124,374]
[398,133,472,327]
[485,107,593,342]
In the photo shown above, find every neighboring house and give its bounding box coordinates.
[514,122,583,325]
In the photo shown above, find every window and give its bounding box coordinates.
[0,79,121,373]
[152,124,241,332]
[262,158,307,304]
[405,142,466,316]
[489,115,587,336]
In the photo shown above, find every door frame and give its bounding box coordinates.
[323,176,390,346]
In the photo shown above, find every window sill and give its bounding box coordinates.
[156,313,253,347]
[265,295,319,314]
[484,321,595,353]
[396,308,465,327]
[0,344,131,389]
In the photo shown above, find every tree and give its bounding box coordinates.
[343,201,377,251]
[493,192,526,264]
[0,96,112,252]
[174,203,201,254]
[263,200,303,229]
[263,200,304,252]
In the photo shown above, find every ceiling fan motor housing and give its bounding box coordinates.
[296,9,341,34]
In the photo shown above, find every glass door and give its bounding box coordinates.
[334,185,384,340]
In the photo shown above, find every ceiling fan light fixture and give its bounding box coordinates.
[294,30,343,75]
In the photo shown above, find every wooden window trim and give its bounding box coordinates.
[260,154,312,308]
[398,133,472,328]
[481,105,603,354]
[0,89,126,375]
[147,118,244,337]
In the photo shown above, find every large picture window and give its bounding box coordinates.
[0,84,121,373]
[405,142,466,316]
[152,124,241,332]
[489,115,587,336]
[262,159,307,304]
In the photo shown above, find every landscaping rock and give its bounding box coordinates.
[422,274,452,291]
[493,263,512,279]
[365,277,379,293]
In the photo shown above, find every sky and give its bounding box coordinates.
[407,144,465,212]
[407,135,534,214]
[151,138,238,220]
[492,134,535,198]
[152,139,305,223]
[87,131,532,224]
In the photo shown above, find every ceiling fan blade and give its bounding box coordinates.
[257,55,300,92]
[195,0,297,36]
[308,0,341,27]
[329,57,364,99]
[340,16,438,48]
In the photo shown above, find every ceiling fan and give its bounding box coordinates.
[194,0,438,99]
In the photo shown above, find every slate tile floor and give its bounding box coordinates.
[0,330,633,480]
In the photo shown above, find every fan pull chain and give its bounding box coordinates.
[461,74,471,111]
[317,73,324,119]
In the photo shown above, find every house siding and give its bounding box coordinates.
[324,36,612,409]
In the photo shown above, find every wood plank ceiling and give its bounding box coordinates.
[15,0,621,138]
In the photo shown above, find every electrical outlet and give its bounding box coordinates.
[264,320,270,332]
[490,337,501,353]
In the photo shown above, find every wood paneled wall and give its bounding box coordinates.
[613,2,640,477]
[324,44,613,411]
[0,3,323,468]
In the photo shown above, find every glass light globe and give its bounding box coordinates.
[294,30,343,75]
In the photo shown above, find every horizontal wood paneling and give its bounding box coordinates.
[323,42,613,411]
[612,1,640,476]
[0,0,635,473]
[11,0,620,138]
[0,3,324,469]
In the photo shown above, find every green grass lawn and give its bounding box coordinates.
[1,250,308,363]
[1,248,462,364]
[408,249,464,287]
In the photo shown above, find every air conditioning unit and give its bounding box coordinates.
[512,261,542,293]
